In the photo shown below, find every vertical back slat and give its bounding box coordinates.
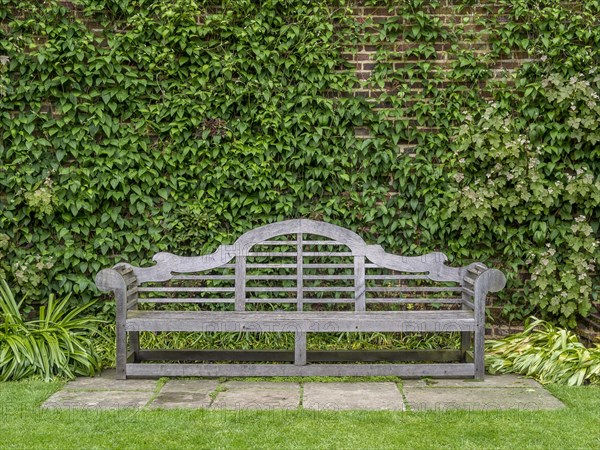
[235,256,246,311]
[296,233,303,311]
[354,255,366,311]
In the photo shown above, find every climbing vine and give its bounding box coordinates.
[0,0,599,327]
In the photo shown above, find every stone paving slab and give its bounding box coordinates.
[43,389,153,409]
[41,371,566,411]
[63,370,157,392]
[403,375,565,411]
[303,382,404,411]
[211,381,300,410]
[149,380,219,409]
[402,374,540,389]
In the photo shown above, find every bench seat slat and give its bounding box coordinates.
[126,310,475,332]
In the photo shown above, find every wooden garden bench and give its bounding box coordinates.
[95,219,505,380]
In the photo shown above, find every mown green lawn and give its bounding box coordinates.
[0,381,599,449]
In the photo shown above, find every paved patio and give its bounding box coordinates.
[43,370,564,411]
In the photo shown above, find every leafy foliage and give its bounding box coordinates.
[0,277,103,381]
[0,0,598,327]
[486,317,600,385]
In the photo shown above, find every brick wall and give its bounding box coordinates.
[342,1,539,151]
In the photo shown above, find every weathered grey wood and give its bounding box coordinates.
[95,268,129,380]
[257,240,347,246]
[246,251,354,257]
[365,297,462,304]
[95,219,506,380]
[365,275,430,280]
[248,275,297,281]
[125,310,476,320]
[472,268,507,379]
[304,263,354,269]
[295,332,307,365]
[246,287,298,292]
[247,263,296,269]
[303,275,354,280]
[126,363,476,378]
[461,298,475,309]
[354,256,366,311]
[303,240,346,245]
[235,256,246,312]
[126,299,137,310]
[461,280,472,363]
[246,298,354,303]
[461,331,472,362]
[123,268,140,364]
[138,287,235,293]
[135,349,463,362]
[137,298,235,304]
[123,220,470,284]
[171,275,235,280]
[366,286,463,293]
[125,310,477,333]
[302,287,355,292]
[246,252,297,257]
[296,233,303,311]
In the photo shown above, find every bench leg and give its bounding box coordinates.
[460,331,472,362]
[295,332,307,366]
[116,321,127,380]
[474,324,485,380]
[130,331,140,363]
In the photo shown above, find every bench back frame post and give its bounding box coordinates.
[96,267,130,380]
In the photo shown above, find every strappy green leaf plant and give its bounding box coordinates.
[486,317,600,386]
[0,277,103,381]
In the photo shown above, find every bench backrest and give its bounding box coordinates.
[121,219,479,312]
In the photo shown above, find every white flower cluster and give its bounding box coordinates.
[24,178,57,216]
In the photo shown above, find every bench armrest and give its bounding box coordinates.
[463,265,506,315]
[96,268,127,294]
[473,268,506,295]
[95,265,138,313]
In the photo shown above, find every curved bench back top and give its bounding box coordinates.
[125,219,465,284]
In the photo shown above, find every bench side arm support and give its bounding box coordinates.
[96,268,130,380]
[472,268,507,379]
